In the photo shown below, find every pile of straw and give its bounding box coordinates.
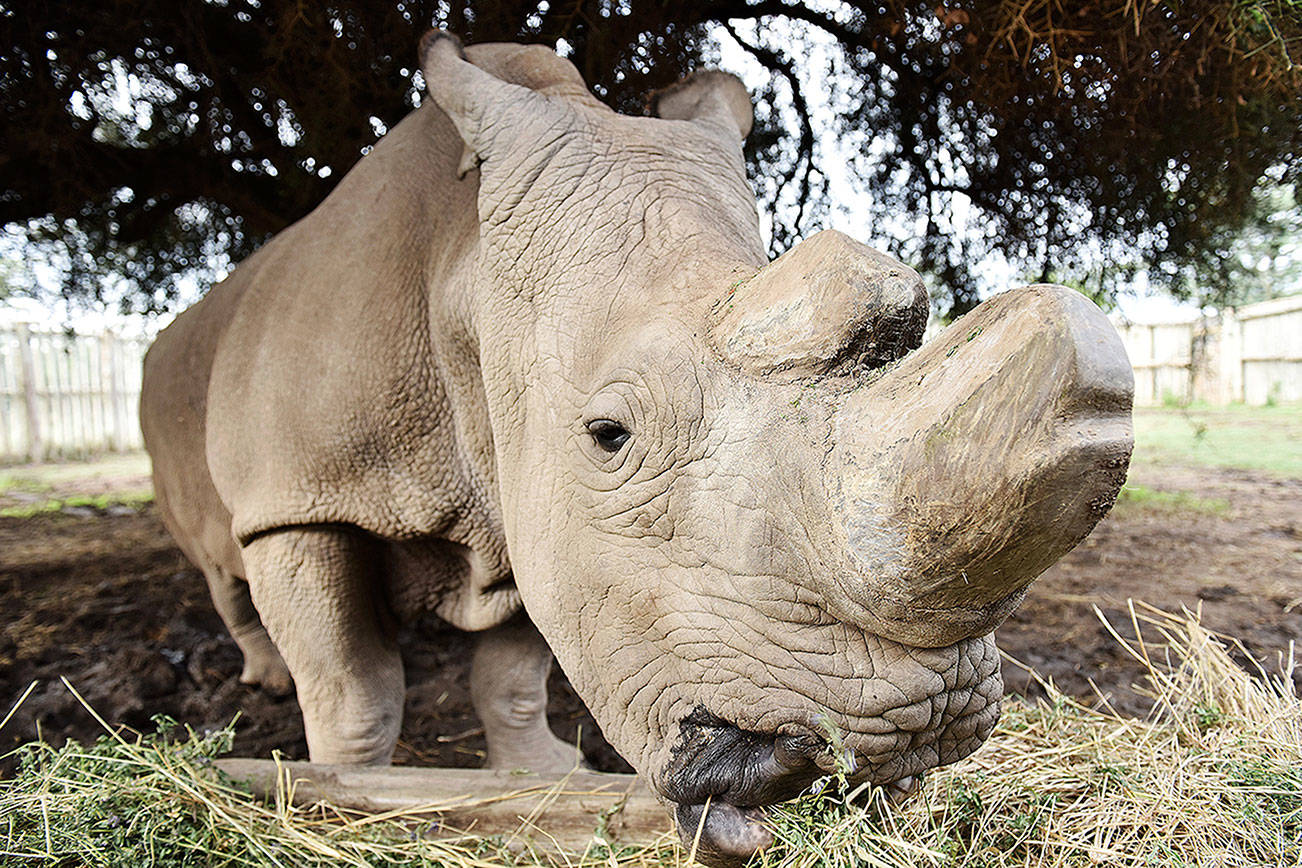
[2,602,1299,867]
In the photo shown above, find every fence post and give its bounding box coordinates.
[1219,308,1243,404]
[101,331,124,451]
[16,323,43,462]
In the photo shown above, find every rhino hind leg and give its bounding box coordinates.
[200,563,293,696]
[241,526,404,765]
[470,612,585,773]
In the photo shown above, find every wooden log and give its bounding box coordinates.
[215,759,674,851]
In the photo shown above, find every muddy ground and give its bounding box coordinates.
[1,459,1299,777]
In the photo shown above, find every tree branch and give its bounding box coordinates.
[720,20,817,250]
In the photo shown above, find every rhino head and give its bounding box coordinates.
[422,34,1132,863]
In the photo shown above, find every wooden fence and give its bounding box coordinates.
[3,291,1297,463]
[0,324,149,463]
[1114,293,1302,406]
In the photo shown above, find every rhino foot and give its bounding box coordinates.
[472,612,588,773]
[485,731,588,774]
[236,634,293,697]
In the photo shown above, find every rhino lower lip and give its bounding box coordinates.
[674,801,771,867]
[673,772,923,867]
[886,774,920,801]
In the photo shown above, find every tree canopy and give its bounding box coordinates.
[2,1,1299,316]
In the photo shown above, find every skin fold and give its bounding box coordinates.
[141,33,1132,866]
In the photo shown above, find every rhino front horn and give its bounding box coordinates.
[823,285,1134,648]
[708,230,929,377]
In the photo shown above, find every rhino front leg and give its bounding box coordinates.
[199,563,293,696]
[471,612,584,772]
[241,526,404,765]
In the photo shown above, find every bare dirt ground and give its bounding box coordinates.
[1001,461,1301,715]
[1,448,1299,777]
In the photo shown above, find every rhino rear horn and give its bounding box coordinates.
[707,230,928,377]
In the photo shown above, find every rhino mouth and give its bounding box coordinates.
[670,778,922,868]
[662,710,934,866]
[660,711,826,865]
[654,714,821,862]
[661,679,996,866]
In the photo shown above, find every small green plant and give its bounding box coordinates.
[1093,761,1131,789]
[947,777,985,823]
[1218,758,1302,841]
[1160,389,1190,408]
[1194,702,1225,731]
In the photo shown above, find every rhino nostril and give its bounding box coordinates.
[773,733,821,770]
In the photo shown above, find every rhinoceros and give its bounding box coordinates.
[140,32,1132,863]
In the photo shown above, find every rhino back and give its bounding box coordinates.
[142,265,253,577]
[196,98,517,627]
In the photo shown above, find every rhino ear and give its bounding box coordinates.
[650,70,753,141]
[418,30,572,176]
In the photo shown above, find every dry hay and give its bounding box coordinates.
[1,602,1299,867]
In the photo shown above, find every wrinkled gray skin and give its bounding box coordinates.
[141,34,1132,866]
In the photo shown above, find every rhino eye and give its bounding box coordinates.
[587,419,631,453]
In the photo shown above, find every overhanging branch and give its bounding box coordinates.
[720,20,818,250]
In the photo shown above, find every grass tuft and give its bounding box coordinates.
[2,603,1299,867]
[0,697,682,867]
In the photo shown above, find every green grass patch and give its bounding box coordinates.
[0,490,153,519]
[1134,404,1302,478]
[0,451,153,517]
[0,473,52,494]
[1112,483,1230,517]
[0,452,152,492]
